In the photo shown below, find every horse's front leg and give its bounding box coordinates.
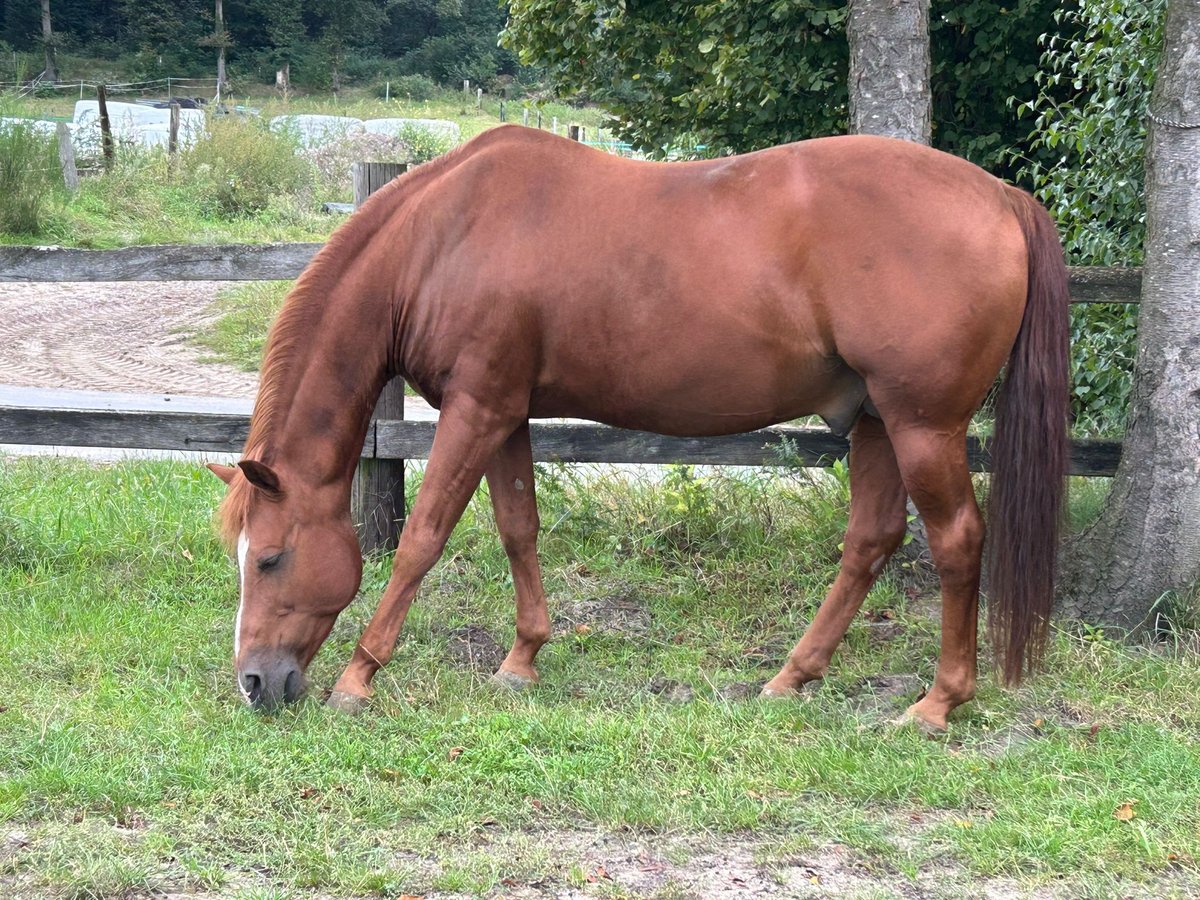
[485,423,552,689]
[328,397,520,710]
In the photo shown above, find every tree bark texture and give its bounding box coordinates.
[215,0,227,94]
[40,0,58,82]
[847,0,931,143]
[1059,0,1200,631]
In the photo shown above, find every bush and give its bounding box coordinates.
[396,122,454,164]
[0,112,61,236]
[373,74,440,102]
[181,117,312,218]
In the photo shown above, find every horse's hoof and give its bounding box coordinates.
[490,670,536,692]
[326,689,370,714]
[891,709,946,736]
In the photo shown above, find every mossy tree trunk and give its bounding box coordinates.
[1059,0,1200,631]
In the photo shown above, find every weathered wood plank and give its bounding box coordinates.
[0,243,1143,303]
[0,406,253,454]
[376,420,1122,477]
[1066,266,1144,304]
[0,387,1124,476]
[0,243,323,282]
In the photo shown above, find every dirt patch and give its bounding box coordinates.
[0,281,257,397]
[443,623,507,672]
[553,586,653,638]
[647,676,696,704]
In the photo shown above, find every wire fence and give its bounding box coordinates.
[0,77,220,99]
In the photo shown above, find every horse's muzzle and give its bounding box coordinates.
[238,654,305,710]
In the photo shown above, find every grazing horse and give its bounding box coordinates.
[208,125,1068,732]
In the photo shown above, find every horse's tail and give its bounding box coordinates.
[987,186,1071,685]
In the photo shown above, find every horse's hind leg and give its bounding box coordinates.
[329,396,521,709]
[886,426,984,732]
[485,423,552,689]
[762,414,908,696]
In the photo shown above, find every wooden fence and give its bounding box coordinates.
[0,243,1138,480]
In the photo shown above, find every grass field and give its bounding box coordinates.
[2,451,1199,898]
[0,86,605,249]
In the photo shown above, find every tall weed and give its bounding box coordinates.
[182,117,312,218]
[0,105,62,236]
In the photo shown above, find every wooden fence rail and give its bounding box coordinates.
[0,244,1144,303]
[0,386,1123,477]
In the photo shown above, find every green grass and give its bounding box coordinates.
[1,455,1198,897]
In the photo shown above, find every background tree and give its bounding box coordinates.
[39,0,57,81]
[1057,0,1200,631]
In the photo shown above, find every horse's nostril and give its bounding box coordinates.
[240,672,263,705]
[284,668,303,702]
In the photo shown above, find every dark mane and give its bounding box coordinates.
[215,136,487,549]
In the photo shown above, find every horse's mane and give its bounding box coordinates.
[215,136,488,549]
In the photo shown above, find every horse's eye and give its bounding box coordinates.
[257,552,284,572]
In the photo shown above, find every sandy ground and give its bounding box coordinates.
[0,281,258,398]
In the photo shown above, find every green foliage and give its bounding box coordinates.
[929,0,1064,173]
[503,0,849,157]
[0,114,61,236]
[181,118,312,218]
[1019,0,1166,434]
[374,73,440,101]
[504,0,1065,170]
[396,121,455,163]
[1018,0,1165,266]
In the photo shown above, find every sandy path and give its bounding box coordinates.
[0,281,258,398]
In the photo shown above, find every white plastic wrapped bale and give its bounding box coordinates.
[0,117,59,137]
[71,101,206,151]
[269,114,364,149]
[360,118,460,141]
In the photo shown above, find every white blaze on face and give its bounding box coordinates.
[235,530,249,665]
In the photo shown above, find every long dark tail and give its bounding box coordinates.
[987,187,1071,685]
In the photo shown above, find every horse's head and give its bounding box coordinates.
[208,459,362,711]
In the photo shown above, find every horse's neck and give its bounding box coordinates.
[260,273,396,490]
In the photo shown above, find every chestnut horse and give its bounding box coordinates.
[208,125,1068,731]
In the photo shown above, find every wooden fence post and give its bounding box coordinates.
[567,124,580,141]
[96,83,114,170]
[168,101,180,158]
[351,161,410,554]
[56,122,78,191]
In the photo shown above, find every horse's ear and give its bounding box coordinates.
[237,460,283,496]
[206,462,238,485]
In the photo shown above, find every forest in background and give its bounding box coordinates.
[0,0,523,92]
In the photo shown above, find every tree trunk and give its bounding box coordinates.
[1058,0,1200,632]
[40,0,57,83]
[846,0,931,143]
[215,0,227,96]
